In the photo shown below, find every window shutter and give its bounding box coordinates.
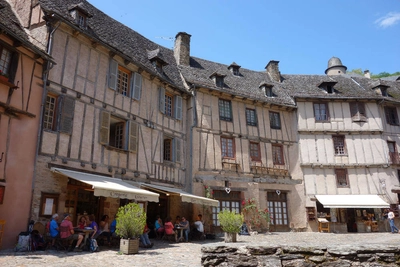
[131,73,142,100]
[349,102,359,121]
[108,59,118,90]
[175,95,182,120]
[173,138,181,162]
[99,111,110,145]
[129,121,138,152]
[8,52,19,83]
[159,87,165,114]
[59,96,75,134]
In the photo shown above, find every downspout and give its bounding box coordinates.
[187,84,197,193]
[29,19,60,221]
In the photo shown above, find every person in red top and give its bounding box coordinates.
[60,213,84,252]
[140,223,153,248]
[164,217,178,242]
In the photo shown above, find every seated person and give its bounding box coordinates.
[154,215,164,238]
[174,216,181,228]
[78,215,87,229]
[60,213,84,252]
[191,214,204,239]
[179,216,190,242]
[49,213,59,246]
[110,216,117,237]
[87,214,99,239]
[140,223,153,248]
[99,215,111,245]
[164,216,178,242]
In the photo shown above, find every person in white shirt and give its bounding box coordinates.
[191,214,204,240]
[388,210,399,233]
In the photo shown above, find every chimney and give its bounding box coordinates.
[266,60,281,83]
[174,32,191,66]
[364,70,371,79]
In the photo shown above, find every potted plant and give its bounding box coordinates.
[0,70,9,83]
[242,198,270,233]
[115,202,146,254]
[218,209,243,243]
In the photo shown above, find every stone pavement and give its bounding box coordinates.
[0,232,400,267]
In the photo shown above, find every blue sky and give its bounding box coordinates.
[90,0,399,75]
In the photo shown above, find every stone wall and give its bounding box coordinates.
[201,244,400,266]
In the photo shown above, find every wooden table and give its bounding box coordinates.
[317,218,330,233]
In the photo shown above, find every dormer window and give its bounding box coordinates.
[228,62,241,76]
[68,4,92,29]
[209,72,226,88]
[148,48,168,74]
[381,88,388,97]
[259,82,274,97]
[318,81,337,94]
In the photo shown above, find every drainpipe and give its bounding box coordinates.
[187,84,197,194]
[29,19,60,221]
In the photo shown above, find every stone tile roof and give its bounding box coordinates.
[37,0,186,92]
[0,0,50,59]
[179,57,296,107]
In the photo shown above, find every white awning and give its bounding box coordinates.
[141,183,219,207]
[315,194,390,208]
[52,168,159,202]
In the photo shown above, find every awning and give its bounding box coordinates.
[141,183,219,207]
[315,194,390,208]
[52,168,159,202]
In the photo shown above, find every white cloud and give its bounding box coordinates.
[375,12,400,28]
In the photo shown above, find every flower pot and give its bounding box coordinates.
[224,232,237,243]
[120,238,139,254]
[0,75,8,83]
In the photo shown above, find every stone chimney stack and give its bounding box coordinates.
[364,70,371,79]
[266,60,281,83]
[174,32,191,66]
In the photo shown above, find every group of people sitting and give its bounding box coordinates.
[48,213,116,251]
[154,214,204,242]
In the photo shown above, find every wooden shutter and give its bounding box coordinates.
[59,96,75,134]
[108,59,118,90]
[159,87,165,114]
[8,52,19,83]
[173,138,181,162]
[131,73,142,100]
[175,95,182,120]
[99,111,110,145]
[129,121,138,152]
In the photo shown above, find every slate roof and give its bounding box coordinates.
[0,0,50,60]
[37,0,186,92]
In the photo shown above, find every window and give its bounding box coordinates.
[77,13,87,28]
[216,76,224,87]
[349,102,367,122]
[43,94,75,134]
[384,106,399,125]
[313,103,329,121]
[0,44,18,83]
[218,99,232,122]
[232,68,239,76]
[397,170,400,183]
[265,87,273,97]
[245,108,257,126]
[108,59,142,100]
[221,137,235,158]
[99,111,138,152]
[0,45,12,75]
[381,88,388,97]
[267,192,288,226]
[159,87,182,120]
[335,169,349,187]
[272,144,284,165]
[269,111,281,129]
[250,142,261,161]
[388,141,399,164]
[326,85,333,94]
[333,135,346,155]
[163,136,181,162]
[212,190,241,226]
[44,94,57,130]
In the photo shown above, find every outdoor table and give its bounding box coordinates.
[74,228,94,244]
[176,226,185,242]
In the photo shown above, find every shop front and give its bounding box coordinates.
[313,194,390,233]
[51,168,159,224]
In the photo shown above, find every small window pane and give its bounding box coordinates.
[333,135,346,155]
[219,99,232,121]
[221,137,234,158]
[269,112,281,129]
[246,108,257,126]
